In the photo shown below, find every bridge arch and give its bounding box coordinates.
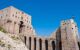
[39,38,42,50]
[52,41,55,50]
[45,40,48,50]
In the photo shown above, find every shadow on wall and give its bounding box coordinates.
[78,42,80,50]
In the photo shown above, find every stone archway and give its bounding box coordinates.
[34,38,36,50]
[52,41,55,50]
[39,38,42,50]
[45,40,48,50]
[29,37,31,50]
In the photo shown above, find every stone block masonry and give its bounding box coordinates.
[0,6,80,50]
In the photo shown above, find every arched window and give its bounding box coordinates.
[39,38,42,50]
[45,40,48,50]
[52,41,55,50]
[29,37,31,50]
[24,36,26,45]
[34,38,36,50]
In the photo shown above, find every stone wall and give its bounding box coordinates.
[0,6,80,50]
[0,6,35,36]
[22,36,55,50]
[61,19,79,50]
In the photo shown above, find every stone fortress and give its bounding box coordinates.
[0,6,80,50]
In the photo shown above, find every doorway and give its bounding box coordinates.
[19,21,24,33]
[52,41,55,50]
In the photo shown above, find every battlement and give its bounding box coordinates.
[61,19,77,26]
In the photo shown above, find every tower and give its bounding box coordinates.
[0,6,36,36]
[61,19,79,50]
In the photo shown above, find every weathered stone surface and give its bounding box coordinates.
[0,6,80,50]
[0,31,28,50]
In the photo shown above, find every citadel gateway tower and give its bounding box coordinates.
[0,6,80,50]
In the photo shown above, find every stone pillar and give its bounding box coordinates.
[42,39,45,50]
[31,36,35,50]
[26,36,29,49]
[36,38,39,50]
[48,40,52,50]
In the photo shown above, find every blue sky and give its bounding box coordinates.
[0,0,80,37]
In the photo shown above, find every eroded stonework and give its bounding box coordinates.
[0,6,80,50]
